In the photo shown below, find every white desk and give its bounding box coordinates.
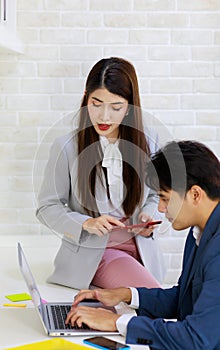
[0,235,147,349]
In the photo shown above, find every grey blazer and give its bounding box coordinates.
[36,128,165,289]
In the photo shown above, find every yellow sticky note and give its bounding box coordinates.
[5,293,32,302]
[5,338,90,350]
[3,303,27,308]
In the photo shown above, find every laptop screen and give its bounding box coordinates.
[18,242,42,308]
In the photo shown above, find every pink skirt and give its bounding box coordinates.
[91,228,161,289]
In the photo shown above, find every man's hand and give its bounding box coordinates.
[72,287,132,308]
[65,306,120,331]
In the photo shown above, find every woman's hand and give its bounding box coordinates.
[65,306,120,331]
[82,215,125,236]
[72,287,132,308]
[132,213,156,238]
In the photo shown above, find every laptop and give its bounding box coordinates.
[18,242,119,337]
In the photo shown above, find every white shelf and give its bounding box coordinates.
[0,25,24,53]
[0,0,24,53]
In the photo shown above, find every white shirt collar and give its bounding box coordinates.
[192,225,202,246]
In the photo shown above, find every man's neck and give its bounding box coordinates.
[196,199,219,231]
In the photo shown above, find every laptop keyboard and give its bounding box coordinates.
[51,304,90,330]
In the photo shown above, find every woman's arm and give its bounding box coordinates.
[36,135,125,241]
[36,136,91,244]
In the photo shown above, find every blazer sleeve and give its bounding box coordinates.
[36,136,91,245]
[126,232,220,349]
[136,286,179,319]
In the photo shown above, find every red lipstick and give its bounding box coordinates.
[98,124,111,131]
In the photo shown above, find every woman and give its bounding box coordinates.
[36,57,165,290]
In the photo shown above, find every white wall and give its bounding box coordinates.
[0,0,220,286]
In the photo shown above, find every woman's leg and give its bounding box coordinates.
[91,249,161,289]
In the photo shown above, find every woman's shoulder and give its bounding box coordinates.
[143,126,160,153]
[55,131,77,144]
[51,131,78,155]
[143,125,158,138]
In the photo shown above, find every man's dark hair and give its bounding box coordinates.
[146,140,220,200]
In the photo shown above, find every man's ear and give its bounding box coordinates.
[189,185,203,204]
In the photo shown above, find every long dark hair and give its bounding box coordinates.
[77,57,150,217]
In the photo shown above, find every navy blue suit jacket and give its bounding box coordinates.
[126,203,220,350]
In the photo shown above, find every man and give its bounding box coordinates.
[66,140,220,350]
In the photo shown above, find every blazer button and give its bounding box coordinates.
[137,338,153,345]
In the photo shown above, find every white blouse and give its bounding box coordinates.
[99,136,124,216]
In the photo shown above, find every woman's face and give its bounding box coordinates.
[87,88,128,141]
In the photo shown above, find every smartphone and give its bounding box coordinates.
[83,336,130,350]
[112,220,162,231]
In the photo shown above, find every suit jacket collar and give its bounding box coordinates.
[179,202,220,306]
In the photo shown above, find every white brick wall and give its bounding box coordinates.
[0,0,220,286]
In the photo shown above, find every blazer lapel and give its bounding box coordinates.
[186,224,215,285]
[178,203,220,312]
[179,242,198,302]
[179,222,217,306]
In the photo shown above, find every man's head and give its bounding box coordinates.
[146,140,220,230]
